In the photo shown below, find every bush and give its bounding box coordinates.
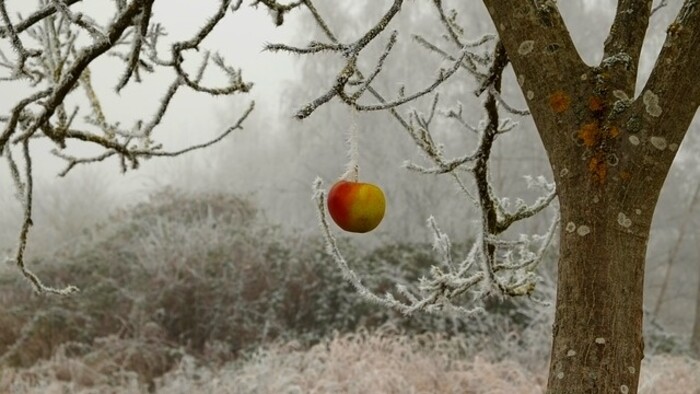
[0,187,554,384]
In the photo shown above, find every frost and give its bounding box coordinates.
[602,52,632,68]
[643,90,662,117]
[566,349,576,357]
[628,366,635,374]
[649,136,667,151]
[577,225,590,236]
[557,372,564,379]
[566,222,576,233]
[523,175,553,189]
[428,216,454,271]
[629,135,640,145]
[314,176,559,317]
[595,337,606,344]
[620,385,629,393]
[518,40,535,55]
[618,212,632,228]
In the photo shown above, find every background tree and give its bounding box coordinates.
[266,1,700,393]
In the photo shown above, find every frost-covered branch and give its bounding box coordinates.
[0,0,257,293]
[314,178,485,316]
[315,178,558,315]
[300,3,558,314]
[252,0,304,25]
[266,0,405,119]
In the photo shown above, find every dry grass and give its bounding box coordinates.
[2,330,698,394]
[200,330,545,394]
[639,354,700,394]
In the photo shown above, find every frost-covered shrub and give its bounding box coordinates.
[0,188,554,380]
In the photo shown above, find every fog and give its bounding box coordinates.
[0,2,699,390]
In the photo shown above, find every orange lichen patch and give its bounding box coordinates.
[549,90,571,113]
[619,171,632,181]
[588,96,605,113]
[578,122,601,147]
[588,154,607,184]
[608,126,620,138]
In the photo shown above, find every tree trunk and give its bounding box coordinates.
[546,185,656,393]
[480,3,700,391]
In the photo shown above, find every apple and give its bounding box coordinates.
[327,180,385,233]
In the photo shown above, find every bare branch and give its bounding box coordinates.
[0,0,42,75]
[55,101,255,176]
[0,0,83,38]
[12,140,79,295]
[50,0,106,40]
[12,0,145,144]
[115,0,153,91]
[253,0,303,25]
[343,42,472,112]
[651,0,669,16]
[0,0,258,292]
[602,0,652,95]
[0,88,53,152]
[290,0,404,119]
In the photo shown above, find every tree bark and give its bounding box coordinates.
[546,178,659,393]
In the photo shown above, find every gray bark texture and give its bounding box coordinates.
[483,1,700,392]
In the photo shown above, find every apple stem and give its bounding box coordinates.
[341,109,360,182]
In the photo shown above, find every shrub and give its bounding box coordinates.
[0,187,554,384]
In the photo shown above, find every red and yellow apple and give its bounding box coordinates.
[327,180,385,233]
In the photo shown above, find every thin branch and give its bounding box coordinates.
[13,0,145,144]
[50,0,106,39]
[292,0,404,119]
[0,0,42,75]
[651,0,669,16]
[343,43,472,112]
[55,101,255,176]
[0,0,83,38]
[13,140,79,295]
[115,0,153,91]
